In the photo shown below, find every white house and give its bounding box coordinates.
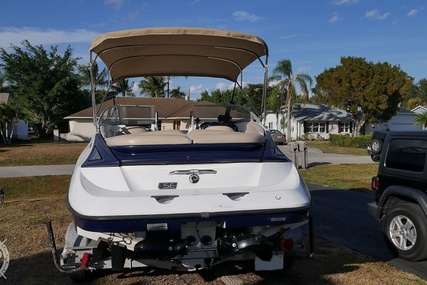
[265,104,354,141]
[411,105,427,115]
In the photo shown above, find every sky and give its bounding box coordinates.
[0,0,426,100]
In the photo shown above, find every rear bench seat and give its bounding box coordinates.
[188,128,264,144]
[105,123,266,146]
[105,130,192,146]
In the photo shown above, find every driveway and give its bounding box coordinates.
[307,184,427,281]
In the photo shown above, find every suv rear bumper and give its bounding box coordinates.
[367,202,382,221]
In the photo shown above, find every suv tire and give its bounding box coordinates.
[382,202,427,261]
[370,139,383,154]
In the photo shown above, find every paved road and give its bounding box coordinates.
[306,184,427,281]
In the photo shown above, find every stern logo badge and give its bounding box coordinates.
[0,239,9,279]
[189,173,200,184]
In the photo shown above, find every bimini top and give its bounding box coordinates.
[90,27,268,82]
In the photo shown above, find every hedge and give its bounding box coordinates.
[329,134,371,148]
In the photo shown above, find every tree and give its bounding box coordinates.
[313,57,413,136]
[414,112,427,128]
[0,72,10,93]
[78,62,110,103]
[0,40,88,136]
[111,79,135,97]
[403,78,427,109]
[138,76,167,97]
[77,62,108,88]
[271,59,312,141]
[244,83,269,116]
[169,86,186,99]
[0,101,19,144]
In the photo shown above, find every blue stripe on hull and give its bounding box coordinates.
[73,209,310,232]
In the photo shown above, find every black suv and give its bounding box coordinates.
[367,128,389,162]
[368,130,427,261]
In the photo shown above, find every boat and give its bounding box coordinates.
[47,27,313,282]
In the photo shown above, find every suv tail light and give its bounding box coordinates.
[372,176,379,191]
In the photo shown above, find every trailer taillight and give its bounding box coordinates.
[281,238,294,252]
[81,253,90,267]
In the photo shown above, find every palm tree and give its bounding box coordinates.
[138,76,167,97]
[169,86,186,99]
[414,111,427,129]
[111,79,135,97]
[271,59,312,141]
[78,62,108,89]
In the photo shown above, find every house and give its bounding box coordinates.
[265,103,354,140]
[411,105,427,115]
[364,108,424,134]
[61,97,216,141]
[0,93,30,140]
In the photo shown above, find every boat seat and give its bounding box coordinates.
[106,130,192,146]
[204,125,235,132]
[245,122,265,135]
[188,129,265,144]
[118,126,148,135]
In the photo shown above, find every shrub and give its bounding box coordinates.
[329,134,371,148]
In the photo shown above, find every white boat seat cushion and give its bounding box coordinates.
[106,131,191,146]
[245,122,265,135]
[188,129,265,144]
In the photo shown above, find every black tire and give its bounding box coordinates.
[370,139,383,154]
[70,270,91,283]
[382,202,427,261]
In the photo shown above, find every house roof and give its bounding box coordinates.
[292,104,354,122]
[90,27,268,82]
[64,97,211,120]
[0,93,11,103]
[411,105,427,114]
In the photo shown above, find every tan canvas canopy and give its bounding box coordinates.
[90,27,269,82]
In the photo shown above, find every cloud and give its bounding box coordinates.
[328,12,341,24]
[279,35,297,40]
[407,9,418,17]
[232,11,260,22]
[104,0,125,10]
[331,0,359,5]
[365,9,391,20]
[0,27,99,49]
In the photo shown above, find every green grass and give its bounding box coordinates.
[0,175,71,199]
[299,164,378,191]
[307,141,368,156]
[0,139,87,166]
[298,141,377,191]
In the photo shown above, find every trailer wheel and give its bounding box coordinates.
[70,270,90,283]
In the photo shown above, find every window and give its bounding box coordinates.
[305,122,326,133]
[341,122,350,133]
[385,139,427,172]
